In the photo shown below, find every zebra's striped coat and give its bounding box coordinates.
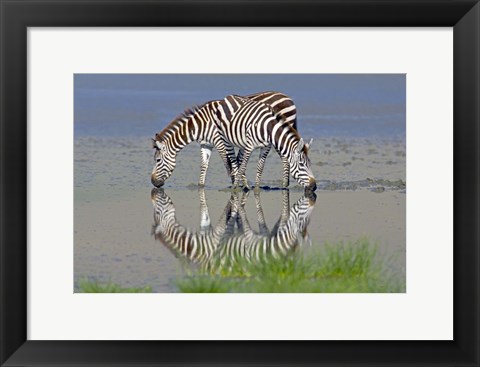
[151,188,316,274]
[151,91,297,188]
[215,95,316,190]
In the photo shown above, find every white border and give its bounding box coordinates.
[28,28,453,340]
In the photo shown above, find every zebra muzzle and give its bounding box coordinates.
[151,175,165,188]
[151,187,164,200]
[307,177,317,191]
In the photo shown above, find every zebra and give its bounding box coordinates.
[151,188,231,265]
[151,103,234,188]
[241,91,297,188]
[215,94,316,191]
[212,190,316,272]
[151,188,316,275]
[151,91,297,188]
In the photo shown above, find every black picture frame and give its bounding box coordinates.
[1,1,479,366]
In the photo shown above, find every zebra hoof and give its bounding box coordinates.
[229,184,244,193]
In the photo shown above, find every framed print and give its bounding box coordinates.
[1,0,479,366]
[72,73,407,297]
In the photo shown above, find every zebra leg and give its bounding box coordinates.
[236,149,244,168]
[199,144,213,186]
[254,191,269,234]
[212,195,235,240]
[236,149,248,186]
[280,188,290,223]
[240,190,249,207]
[271,189,291,235]
[235,194,255,243]
[234,146,253,189]
[198,188,211,234]
[237,149,253,188]
[213,138,237,184]
[229,193,242,231]
[281,154,290,188]
[226,145,239,184]
[254,146,271,189]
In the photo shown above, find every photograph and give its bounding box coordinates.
[74,74,406,293]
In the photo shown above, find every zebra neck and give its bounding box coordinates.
[165,132,193,154]
[271,127,299,161]
[160,222,195,255]
[188,102,218,143]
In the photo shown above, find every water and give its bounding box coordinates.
[75,74,405,138]
[74,74,406,292]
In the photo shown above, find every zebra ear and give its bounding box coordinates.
[155,140,165,150]
[297,138,305,153]
[305,138,313,150]
[151,138,157,149]
[304,232,312,247]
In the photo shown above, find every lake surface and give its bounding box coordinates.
[74,74,406,292]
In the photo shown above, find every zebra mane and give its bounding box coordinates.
[180,105,202,121]
[153,104,203,142]
[291,126,307,153]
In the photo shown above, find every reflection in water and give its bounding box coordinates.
[151,189,316,273]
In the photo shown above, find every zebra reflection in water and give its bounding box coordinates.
[151,188,316,273]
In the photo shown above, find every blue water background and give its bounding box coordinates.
[74,74,405,138]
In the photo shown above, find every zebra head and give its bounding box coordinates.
[151,138,176,187]
[295,190,317,246]
[289,138,316,191]
[151,187,176,236]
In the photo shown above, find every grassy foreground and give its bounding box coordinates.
[177,238,405,293]
[78,239,404,293]
[78,279,152,293]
